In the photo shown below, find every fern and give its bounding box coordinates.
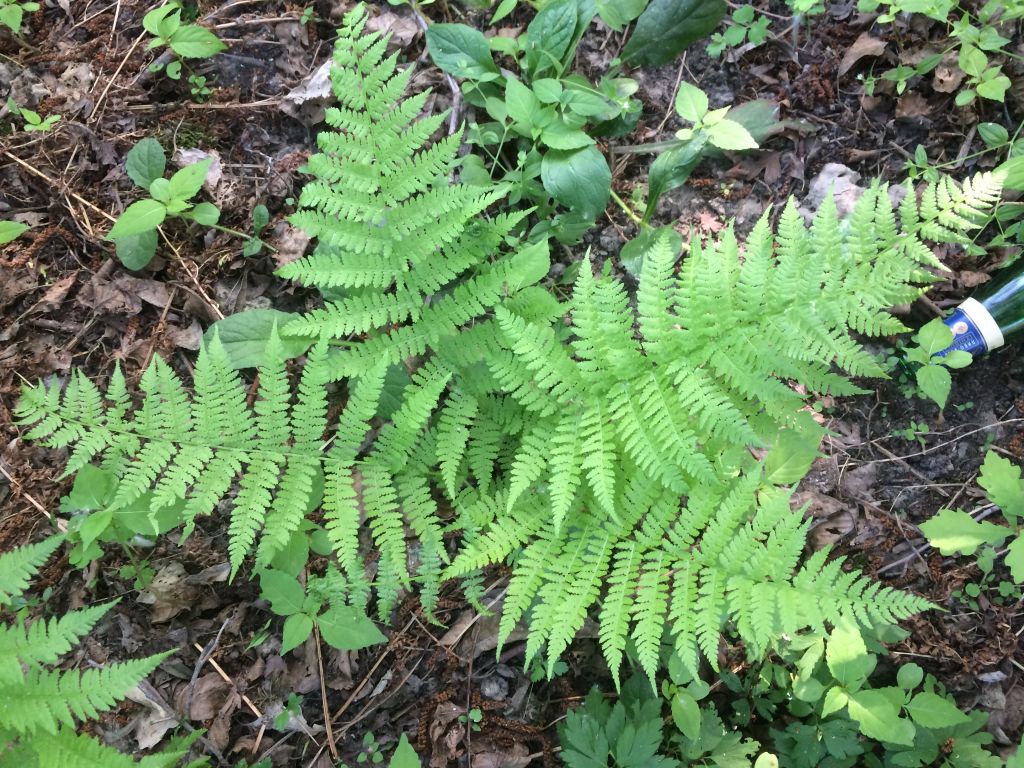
[15,5,1005,687]
[0,536,178,764]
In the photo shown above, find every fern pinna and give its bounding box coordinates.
[0,536,189,767]
[16,0,1004,683]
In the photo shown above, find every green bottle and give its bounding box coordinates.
[939,264,1024,357]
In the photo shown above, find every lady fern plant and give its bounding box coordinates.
[0,536,190,767]
[16,2,1006,684]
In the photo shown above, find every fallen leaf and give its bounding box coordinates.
[895,92,931,118]
[125,680,178,749]
[959,270,991,288]
[838,33,887,78]
[136,562,200,622]
[933,54,965,93]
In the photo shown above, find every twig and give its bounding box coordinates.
[91,32,145,124]
[313,624,339,761]
[186,619,230,721]
[191,641,266,753]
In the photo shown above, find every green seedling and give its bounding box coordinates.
[0,219,29,244]
[0,0,38,34]
[143,1,226,80]
[902,318,973,409]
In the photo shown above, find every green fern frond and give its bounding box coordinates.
[0,536,62,608]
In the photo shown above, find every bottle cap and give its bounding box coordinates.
[938,297,1004,357]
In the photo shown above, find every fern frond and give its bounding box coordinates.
[0,536,62,608]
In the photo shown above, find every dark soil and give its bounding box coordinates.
[2,0,1023,765]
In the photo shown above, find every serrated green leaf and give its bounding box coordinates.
[917,318,954,356]
[189,201,220,226]
[1005,535,1024,583]
[707,118,759,151]
[0,220,29,244]
[281,613,314,654]
[388,734,421,768]
[505,77,540,129]
[317,605,387,650]
[906,691,970,728]
[168,24,226,58]
[125,138,166,189]
[114,229,159,270]
[168,158,212,202]
[674,82,709,123]
[107,199,166,240]
[826,616,873,689]
[765,428,820,485]
[260,570,305,616]
[919,508,1008,555]
[896,662,924,691]
[847,689,916,746]
[978,451,1024,522]
[915,364,951,409]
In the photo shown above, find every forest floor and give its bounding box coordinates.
[2,0,1024,765]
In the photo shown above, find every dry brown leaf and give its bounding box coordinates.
[838,32,887,78]
[136,561,200,622]
[895,92,931,118]
[933,54,965,93]
[959,270,991,287]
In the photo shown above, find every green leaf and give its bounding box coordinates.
[107,199,166,239]
[896,662,924,691]
[114,229,159,270]
[622,0,727,67]
[915,364,951,409]
[942,350,973,369]
[978,451,1024,522]
[905,691,970,728]
[0,5,24,32]
[826,617,874,689]
[168,24,226,58]
[532,78,563,103]
[168,158,212,202]
[79,509,114,550]
[643,137,707,221]
[203,309,315,369]
[541,146,611,220]
[674,82,709,123]
[671,690,701,740]
[188,201,220,226]
[596,0,646,30]
[978,122,1009,148]
[541,120,595,150]
[125,138,166,189]
[707,118,759,151]
[252,203,269,233]
[490,0,517,25]
[0,220,29,244]
[505,77,541,128]
[260,570,306,616]
[977,74,1010,101]
[764,428,820,485]
[149,178,171,203]
[426,24,500,80]
[997,156,1024,191]
[620,226,681,279]
[280,613,314,654]
[143,4,179,38]
[388,735,421,768]
[821,686,849,718]
[317,605,388,650]
[919,508,1008,555]
[63,465,117,512]
[523,0,595,79]
[917,318,954,356]
[847,690,916,746]
[1005,535,1024,582]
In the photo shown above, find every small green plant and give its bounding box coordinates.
[426,0,642,240]
[458,707,483,732]
[0,535,197,766]
[0,0,37,34]
[187,73,213,101]
[107,137,219,268]
[902,319,974,409]
[618,81,774,223]
[357,731,384,764]
[855,0,1018,106]
[707,4,770,58]
[6,99,61,133]
[143,1,226,80]
[0,219,29,244]
[921,450,1024,588]
[242,204,270,256]
[258,567,387,655]
[892,420,930,448]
